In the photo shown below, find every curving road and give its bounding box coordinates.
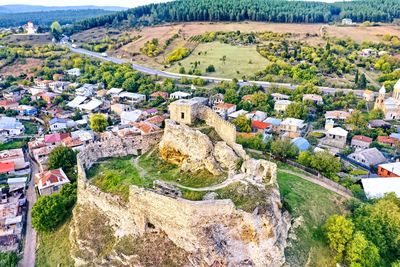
[68,44,369,97]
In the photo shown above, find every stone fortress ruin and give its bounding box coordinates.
[70,100,290,266]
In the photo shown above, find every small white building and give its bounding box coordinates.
[67,96,87,109]
[35,168,70,196]
[120,110,144,125]
[170,91,192,100]
[271,93,289,101]
[118,92,146,103]
[362,178,400,199]
[213,103,237,116]
[342,18,353,25]
[76,84,97,97]
[78,99,103,113]
[228,110,249,120]
[49,118,75,132]
[0,117,24,136]
[49,81,71,94]
[324,127,348,149]
[274,100,292,113]
[66,68,81,77]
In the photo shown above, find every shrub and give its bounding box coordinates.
[166,47,190,63]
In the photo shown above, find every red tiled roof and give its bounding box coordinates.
[377,136,397,144]
[145,115,165,125]
[62,136,83,148]
[252,120,271,130]
[131,122,160,134]
[150,92,169,99]
[44,133,70,144]
[352,135,373,143]
[0,100,17,106]
[0,162,15,174]
[35,168,68,187]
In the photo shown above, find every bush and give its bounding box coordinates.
[205,64,216,72]
[166,47,190,63]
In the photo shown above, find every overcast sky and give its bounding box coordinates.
[0,0,170,8]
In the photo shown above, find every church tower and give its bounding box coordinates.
[393,79,400,101]
[374,85,386,110]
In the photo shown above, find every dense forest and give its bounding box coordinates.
[65,0,400,34]
[0,9,116,28]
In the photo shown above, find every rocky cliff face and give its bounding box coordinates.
[70,121,290,267]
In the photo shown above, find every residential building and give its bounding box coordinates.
[274,100,292,113]
[348,148,386,166]
[228,110,248,120]
[190,97,209,106]
[377,136,398,147]
[3,87,24,101]
[0,162,15,175]
[280,118,305,138]
[67,96,87,109]
[49,81,71,93]
[248,111,267,122]
[131,121,160,135]
[377,162,400,178]
[0,149,26,170]
[271,93,289,101]
[25,21,37,34]
[145,115,165,127]
[111,103,132,115]
[44,133,70,145]
[0,100,18,110]
[70,130,94,144]
[325,110,350,121]
[213,103,237,117]
[78,99,103,113]
[251,120,271,133]
[143,108,158,117]
[0,117,24,136]
[36,92,57,104]
[363,90,375,102]
[209,93,224,106]
[49,118,75,132]
[368,119,391,129]
[150,91,169,100]
[342,18,353,25]
[362,178,400,199]
[76,84,97,97]
[106,88,124,96]
[34,79,52,89]
[170,91,191,99]
[17,105,37,116]
[117,92,146,103]
[66,68,81,77]
[303,94,323,105]
[263,117,282,133]
[120,110,145,124]
[351,135,372,150]
[324,127,348,149]
[35,168,70,196]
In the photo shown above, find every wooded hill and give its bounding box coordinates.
[65,0,400,34]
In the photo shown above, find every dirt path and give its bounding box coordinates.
[279,169,353,199]
[20,155,39,267]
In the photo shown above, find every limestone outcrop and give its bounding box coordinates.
[214,141,240,170]
[241,158,277,185]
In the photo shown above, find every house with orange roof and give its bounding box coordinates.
[35,168,70,196]
[0,100,18,110]
[213,103,237,116]
[131,121,160,135]
[377,136,398,147]
[0,162,15,175]
[145,115,165,127]
[251,120,271,133]
[150,91,169,100]
[0,149,26,170]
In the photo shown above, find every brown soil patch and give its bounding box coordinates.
[0,58,42,77]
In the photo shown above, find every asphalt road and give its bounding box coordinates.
[20,155,39,267]
[68,45,369,97]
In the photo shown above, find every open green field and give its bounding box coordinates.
[0,139,28,151]
[277,170,348,267]
[167,42,269,79]
[36,220,74,267]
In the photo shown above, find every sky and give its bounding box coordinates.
[0,0,170,8]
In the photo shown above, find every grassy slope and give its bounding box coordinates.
[167,42,269,79]
[0,139,27,151]
[277,170,348,267]
[35,220,74,267]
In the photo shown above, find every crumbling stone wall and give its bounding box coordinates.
[73,131,290,267]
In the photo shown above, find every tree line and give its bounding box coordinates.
[64,0,400,35]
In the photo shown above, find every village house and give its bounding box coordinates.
[348,148,386,167]
[0,100,18,110]
[66,68,81,77]
[70,130,94,144]
[131,121,160,135]
[111,103,132,115]
[363,90,375,102]
[377,136,398,147]
[170,91,191,100]
[342,18,353,25]
[323,127,348,149]
[263,117,282,133]
[377,162,400,178]
[248,111,268,122]
[24,21,37,34]
[44,133,70,146]
[351,135,372,150]
[145,115,165,127]
[190,97,209,106]
[36,92,57,104]
[143,108,158,117]
[49,118,75,132]
[34,79,52,89]
[274,100,292,113]
[0,117,24,136]
[78,99,103,113]
[106,88,124,97]
[368,119,391,129]
[228,110,248,120]
[280,118,305,138]
[49,81,71,93]
[120,110,145,125]
[209,93,224,107]
[213,103,237,117]
[35,168,70,196]
[0,149,27,170]
[303,94,323,105]
[325,110,351,121]
[17,105,37,116]
[251,120,271,134]
[76,84,97,97]
[67,96,87,109]
[271,93,289,101]
[117,92,146,103]
[150,91,169,100]
[3,87,24,101]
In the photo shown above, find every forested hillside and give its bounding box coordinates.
[0,9,116,28]
[65,0,400,34]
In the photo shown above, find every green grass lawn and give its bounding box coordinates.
[167,42,269,79]
[0,139,28,151]
[86,156,151,201]
[277,170,348,267]
[36,220,74,267]
[22,121,38,135]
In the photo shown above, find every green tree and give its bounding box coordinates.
[224,88,239,104]
[32,194,68,232]
[347,110,367,130]
[50,21,62,41]
[47,146,77,181]
[89,113,108,132]
[358,73,368,89]
[206,65,216,72]
[297,151,312,166]
[310,151,341,180]
[0,252,20,267]
[271,138,298,159]
[285,102,308,120]
[369,109,384,120]
[345,231,381,267]
[232,114,251,133]
[324,215,354,262]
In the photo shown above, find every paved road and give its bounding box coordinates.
[67,45,369,97]
[20,155,39,267]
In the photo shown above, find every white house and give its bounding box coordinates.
[228,110,248,120]
[67,96,87,109]
[274,100,292,113]
[78,99,103,113]
[49,81,71,94]
[342,18,353,25]
[120,110,145,125]
[49,118,75,132]
[0,117,24,136]
[66,68,81,77]
[361,178,400,199]
[213,103,237,116]
[118,92,146,103]
[170,91,191,100]
[76,84,97,97]
[107,88,124,96]
[35,168,70,196]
